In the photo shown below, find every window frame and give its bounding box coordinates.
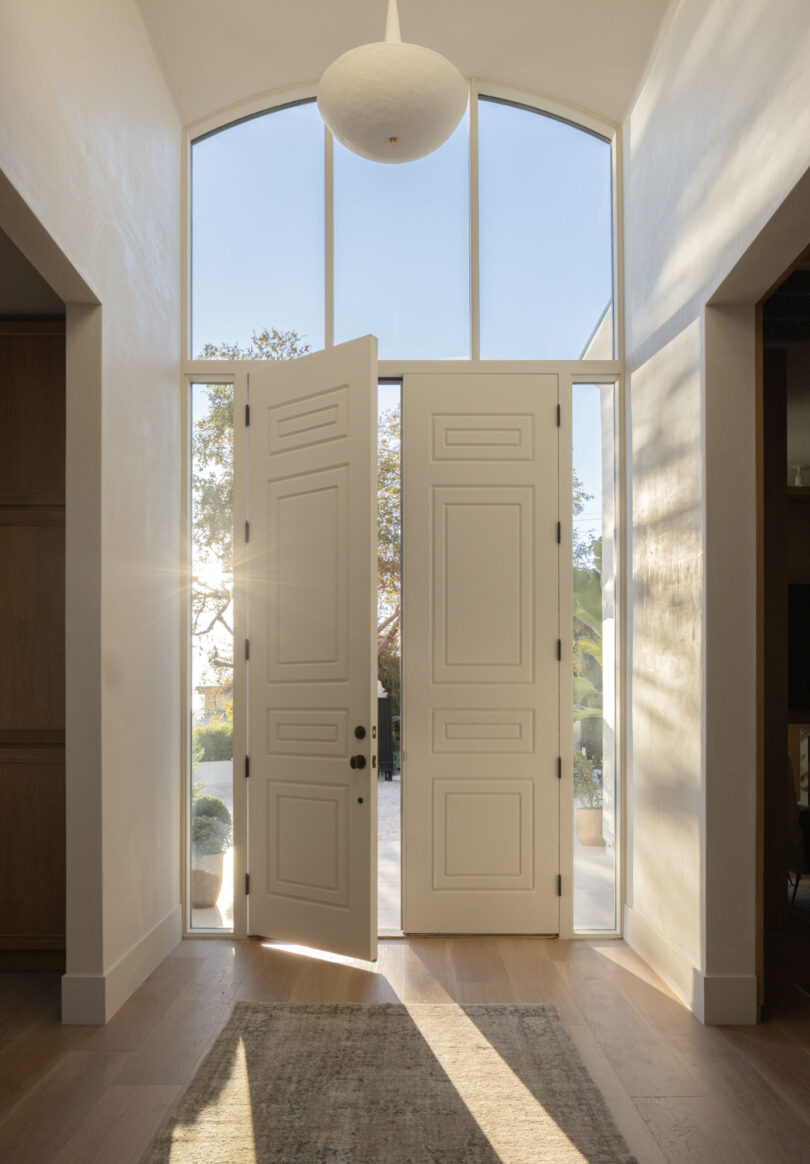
[181,80,625,942]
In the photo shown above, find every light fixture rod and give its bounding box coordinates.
[385,0,401,44]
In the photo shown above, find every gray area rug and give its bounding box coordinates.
[142,1002,637,1163]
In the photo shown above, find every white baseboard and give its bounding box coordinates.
[62,905,182,1025]
[624,905,756,1025]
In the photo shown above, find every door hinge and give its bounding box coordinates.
[557,756,562,780]
[556,521,561,544]
[557,639,562,661]
[557,874,562,897]
[556,403,561,427]
[245,403,251,426]
[245,873,250,896]
[245,519,250,543]
[245,638,250,660]
[245,755,250,779]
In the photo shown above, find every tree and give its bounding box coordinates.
[377,405,401,656]
[193,331,404,688]
[192,329,311,688]
[571,468,604,762]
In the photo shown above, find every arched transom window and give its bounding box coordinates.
[191,91,614,361]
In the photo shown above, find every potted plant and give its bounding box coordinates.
[191,794,232,908]
[574,750,604,846]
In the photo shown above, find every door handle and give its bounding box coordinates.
[350,754,366,770]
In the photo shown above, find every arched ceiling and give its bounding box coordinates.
[137,0,672,129]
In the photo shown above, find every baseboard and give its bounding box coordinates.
[624,905,756,1024]
[61,905,181,1025]
[702,971,758,1025]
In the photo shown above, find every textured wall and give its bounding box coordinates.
[0,0,182,1004]
[624,0,810,1008]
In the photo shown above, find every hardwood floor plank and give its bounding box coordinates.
[557,958,704,1098]
[591,944,736,1059]
[0,1050,127,1164]
[496,938,589,1028]
[721,1022,810,1125]
[51,1084,181,1164]
[113,983,234,1087]
[562,1020,670,1164]
[674,1047,810,1163]
[0,1018,94,1117]
[635,1095,760,1164]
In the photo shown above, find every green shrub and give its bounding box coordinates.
[192,794,231,827]
[573,751,602,809]
[192,815,232,857]
[191,793,232,857]
[193,723,233,762]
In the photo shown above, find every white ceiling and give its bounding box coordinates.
[137,0,672,129]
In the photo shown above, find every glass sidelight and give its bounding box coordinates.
[190,382,235,931]
[572,383,617,931]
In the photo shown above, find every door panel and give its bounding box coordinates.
[247,337,377,960]
[403,372,559,934]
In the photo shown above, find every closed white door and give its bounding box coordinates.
[246,337,378,961]
[402,372,560,934]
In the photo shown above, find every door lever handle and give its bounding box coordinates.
[349,754,366,770]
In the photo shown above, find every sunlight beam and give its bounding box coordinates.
[403,1003,588,1163]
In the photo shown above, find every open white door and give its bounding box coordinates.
[403,372,560,934]
[246,337,378,961]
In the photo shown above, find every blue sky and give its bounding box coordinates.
[192,97,612,362]
[192,97,611,514]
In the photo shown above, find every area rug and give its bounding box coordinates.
[141,1002,637,1163]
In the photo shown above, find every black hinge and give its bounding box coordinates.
[245,873,250,895]
[245,403,251,426]
[556,521,561,544]
[245,519,250,543]
[245,755,250,779]
[557,756,562,780]
[557,639,562,661]
[556,403,561,427]
[245,638,250,660]
[557,874,562,897]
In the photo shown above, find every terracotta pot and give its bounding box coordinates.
[575,806,605,846]
[192,850,225,908]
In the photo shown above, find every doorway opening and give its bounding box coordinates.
[377,380,402,934]
[761,246,810,1012]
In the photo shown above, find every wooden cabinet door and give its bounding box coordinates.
[0,322,66,967]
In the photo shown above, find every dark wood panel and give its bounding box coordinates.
[0,523,65,732]
[0,506,64,527]
[0,733,64,750]
[0,329,65,504]
[0,760,65,940]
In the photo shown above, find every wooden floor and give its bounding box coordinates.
[1,934,810,1163]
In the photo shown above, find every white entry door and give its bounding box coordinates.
[402,372,560,934]
[246,337,378,961]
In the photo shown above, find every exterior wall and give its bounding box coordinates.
[0,0,182,1020]
[623,0,810,1021]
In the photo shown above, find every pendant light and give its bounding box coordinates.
[317,0,468,164]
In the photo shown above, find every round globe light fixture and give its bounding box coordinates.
[317,0,468,164]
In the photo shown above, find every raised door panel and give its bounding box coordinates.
[0,751,65,941]
[0,326,65,505]
[0,517,65,733]
[403,372,559,935]
[247,338,377,961]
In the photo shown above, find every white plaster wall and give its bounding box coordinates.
[624,0,810,1020]
[0,0,182,1018]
